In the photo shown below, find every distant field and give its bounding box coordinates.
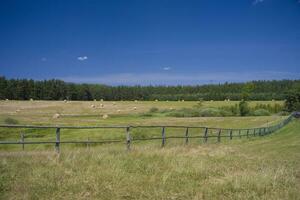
[0,100,284,125]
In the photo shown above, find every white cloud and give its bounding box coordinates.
[253,0,264,5]
[60,71,299,85]
[163,67,171,71]
[77,56,88,61]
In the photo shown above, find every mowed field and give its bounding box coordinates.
[0,100,299,199]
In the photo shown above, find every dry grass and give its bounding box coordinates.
[0,120,300,199]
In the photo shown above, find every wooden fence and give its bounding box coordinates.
[0,114,295,153]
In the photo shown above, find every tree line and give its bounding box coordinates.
[0,76,299,101]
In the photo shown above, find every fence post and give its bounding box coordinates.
[185,127,189,145]
[263,128,266,136]
[217,129,221,142]
[259,128,262,136]
[161,127,166,147]
[126,126,131,150]
[55,128,60,153]
[20,132,24,151]
[87,137,90,150]
[203,128,208,143]
[229,130,233,140]
[246,129,249,138]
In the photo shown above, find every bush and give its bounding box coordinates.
[167,111,185,117]
[199,108,221,117]
[140,113,153,117]
[239,100,250,116]
[252,109,271,116]
[149,107,159,113]
[4,117,19,124]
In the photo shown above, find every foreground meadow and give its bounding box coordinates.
[0,100,299,199]
[0,120,299,199]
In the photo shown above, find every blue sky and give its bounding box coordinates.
[0,0,300,85]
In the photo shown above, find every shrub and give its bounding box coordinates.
[199,108,221,117]
[239,100,250,116]
[167,111,185,117]
[4,117,19,124]
[284,91,300,112]
[149,107,159,113]
[253,109,271,116]
[140,113,153,117]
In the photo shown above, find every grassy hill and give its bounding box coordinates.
[1,118,299,199]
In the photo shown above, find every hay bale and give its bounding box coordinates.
[134,100,138,102]
[100,104,104,108]
[94,99,97,101]
[5,99,9,101]
[182,100,185,102]
[117,109,121,113]
[102,114,108,119]
[63,99,67,103]
[166,100,169,102]
[155,99,158,102]
[30,98,33,101]
[100,99,104,102]
[53,113,60,119]
[133,106,137,110]
[90,104,95,108]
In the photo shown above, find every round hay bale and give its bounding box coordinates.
[155,99,158,102]
[53,113,60,119]
[102,114,108,119]
[100,104,104,108]
[94,99,97,101]
[134,100,138,102]
[63,99,67,103]
[30,98,33,101]
[5,99,9,101]
[182,100,185,102]
[166,100,169,102]
[133,106,137,110]
[100,99,104,102]
[90,104,95,108]
[117,109,121,113]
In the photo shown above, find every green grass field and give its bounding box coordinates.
[0,100,299,199]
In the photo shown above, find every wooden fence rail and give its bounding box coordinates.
[0,114,295,153]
